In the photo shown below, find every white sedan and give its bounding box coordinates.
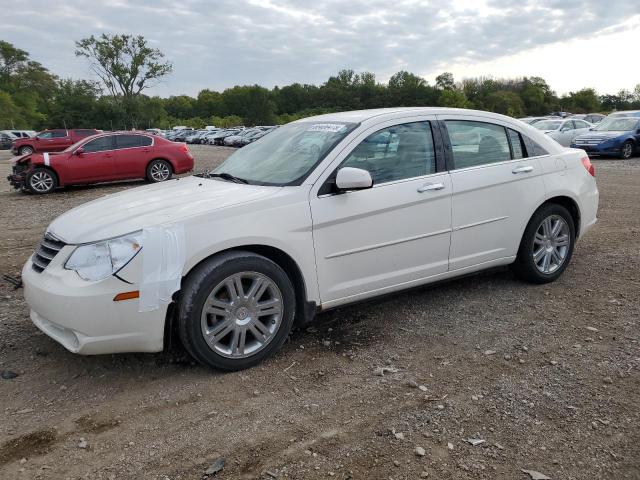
[22,108,599,371]
[532,118,593,146]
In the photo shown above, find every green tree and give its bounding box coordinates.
[435,72,455,90]
[75,34,172,99]
[484,91,525,117]
[46,79,101,128]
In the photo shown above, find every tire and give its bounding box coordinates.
[178,251,296,371]
[27,168,57,194]
[19,146,34,156]
[146,159,172,182]
[621,140,634,160]
[512,203,575,284]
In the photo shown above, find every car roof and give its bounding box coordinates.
[295,107,524,124]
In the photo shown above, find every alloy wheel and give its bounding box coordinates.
[532,214,570,274]
[200,272,283,359]
[150,162,171,181]
[622,142,633,159]
[29,171,54,193]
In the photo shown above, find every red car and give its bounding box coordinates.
[7,132,194,194]
[12,129,100,156]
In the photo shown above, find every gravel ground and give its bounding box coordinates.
[0,145,638,480]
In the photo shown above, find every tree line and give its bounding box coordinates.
[1,36,639,131]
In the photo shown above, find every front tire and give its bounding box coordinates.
[27,168,57,194]
[146,159,172,182]
[178,251,296,371]
[621,140,634,160]
[19,146,34,156]
[512,203,575,284]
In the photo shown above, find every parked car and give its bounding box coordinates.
[518,117,550,125]
[210,129,242,145]
[12,129,100,156]
[607,110,640,119]
[20,107,598,371]
[7,132,194,194]
[532,118,592,146]
[0,133,13,150]
[1,129,36,139]
[571,114,605,124]
[571,116,640,159]
[549,111,571,118]
[236,130,269,147]
[223,128,262,146]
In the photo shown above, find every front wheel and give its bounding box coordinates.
[512,203,575,284]
[621,141,634,160]
[146,159,172,182]
[178,251,296,371]
[27,168,57,194]
[19,146,34,156]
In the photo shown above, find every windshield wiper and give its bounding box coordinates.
[206,172,249,184]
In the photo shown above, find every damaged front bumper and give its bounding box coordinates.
[7,172,26,189]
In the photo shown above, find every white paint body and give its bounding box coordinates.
[541,119,593,147]
[22,108,599,355]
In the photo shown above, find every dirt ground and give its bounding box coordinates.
[0,145,638,480]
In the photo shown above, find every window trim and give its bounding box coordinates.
[439,118,551,171]
[317,119,444,196]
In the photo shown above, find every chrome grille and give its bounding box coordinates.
[32,233,66,273]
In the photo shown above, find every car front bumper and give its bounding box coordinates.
[7,173,26,189]
[571,143,623,156]
[22,248,167,355]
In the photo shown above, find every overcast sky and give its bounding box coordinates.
[2,0,639,97]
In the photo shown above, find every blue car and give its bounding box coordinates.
[571,116,640,159]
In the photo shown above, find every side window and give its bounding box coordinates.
[83,136,113,153]
[340,122,435,184]
[561,121,575,131]
[50,130,68,138]
[445,120,511,169]
[140,136,153,147]
[37,132,53,139]
[575,120,589,129]
[507,129,527,159]
[115,135,142,149]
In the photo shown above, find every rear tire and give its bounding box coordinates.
[512,203,575,284]
[621,140,634,159]
[178,251,296,371]
[27,168,57,194]
[146,159,172,182]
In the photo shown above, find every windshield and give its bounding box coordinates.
[62,135,97,153]
[594,118,638,131]
[533,120,561,130]
[212,121,357,185]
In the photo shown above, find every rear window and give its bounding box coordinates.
[115,135,142,149]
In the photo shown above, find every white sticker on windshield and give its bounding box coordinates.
[307,123,346,133]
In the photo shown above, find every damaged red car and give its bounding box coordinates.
[7,132,194,194]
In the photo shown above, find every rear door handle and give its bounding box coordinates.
[417,182,445,193]
[512,165,533,174]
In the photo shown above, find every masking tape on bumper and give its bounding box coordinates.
[139,224,185,312]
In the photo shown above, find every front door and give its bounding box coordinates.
[66,136,115,183]
[310,119,452,306]
[440,116,546,270]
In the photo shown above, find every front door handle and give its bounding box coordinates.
[417,182,445,193]
[512,165,533,174]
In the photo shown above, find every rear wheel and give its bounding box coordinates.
[178,251,296,371]
[19,146,34,156]
[146,159,172,182]
[27,168,57,194]
[621,141,634,159]
[512,203,575,284]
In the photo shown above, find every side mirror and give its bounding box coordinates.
[335,167,373,191]
[74,147,85,155]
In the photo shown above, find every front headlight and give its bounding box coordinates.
[65,232,142,281]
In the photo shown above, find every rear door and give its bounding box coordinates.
[66,135,115,183]
[113,134,153,179]
[440,115,546,270]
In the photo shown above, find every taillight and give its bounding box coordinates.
[581,156,595,177]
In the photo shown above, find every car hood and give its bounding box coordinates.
[575,131,627,141]
[48,176,280,244]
